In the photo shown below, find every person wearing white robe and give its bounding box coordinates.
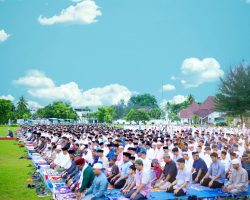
[155,142,164,162]
[140,150,151,171]
[59,148,72,169]
[97,149,109,170]
[82,147,94,165]
[53,145,63,166]
[182,151,193,172]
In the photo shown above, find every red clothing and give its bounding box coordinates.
[153,165,162,179]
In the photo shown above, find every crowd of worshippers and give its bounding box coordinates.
[20,124,250,200]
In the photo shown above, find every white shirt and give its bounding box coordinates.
[174,167,192,192]
[82,149,93,164]
[98,156,109,169]
[204,154,212,168]
[221,158,230,172]
[141,157,151,171]
[59,153,71,169]
[146,148,155,160]
[185,158,194,172]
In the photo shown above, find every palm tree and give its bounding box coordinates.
[17,96,30,118]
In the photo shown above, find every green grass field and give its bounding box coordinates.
[0,125,19,137]
[0,126,51,200]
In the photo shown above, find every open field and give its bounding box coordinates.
[0,126,51,200]
[0,125,19,137]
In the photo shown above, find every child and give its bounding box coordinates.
[121,165,136,194]
[151,159,162,187]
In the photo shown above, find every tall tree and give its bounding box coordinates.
[148,108,163,119]
[125,109,150,124]
[35,101,77,120]
[16,96,31,119]
[164,94,194,121]
[128,94,159,109]
[215,64,250,126]
[95,106,116,123]
[112,99,127,119]
[0,99,16,124]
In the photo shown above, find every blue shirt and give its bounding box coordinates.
[208,160,225,183]
[106,148,115,160]
[193,158,208,173]
[85,173,108,200]
[91,156,99,167]
[121,161,132,177]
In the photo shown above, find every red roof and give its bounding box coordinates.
[179,108,194,118]
[179,97,215,119]
[194,109,213,118]
[188,101,200,112]
[199,96,215,110]
[179,101,200,118]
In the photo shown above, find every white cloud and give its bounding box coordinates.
[160,95,187,108]
[14,70,55,88]
[162,84,176,91]
[170,76,176,80]
[0,94,15,101]
[27,100,43,110]
[180,57,224,88]
[0,29,10,42]
[170,95,187,104]
[15,70,132,107]
[38,0,102,25]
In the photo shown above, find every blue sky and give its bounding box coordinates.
[0,0,250,109]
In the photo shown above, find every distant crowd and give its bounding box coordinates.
[19,124,250,200]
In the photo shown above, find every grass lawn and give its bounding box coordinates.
[0,126,52,200]
[0,125,20,137]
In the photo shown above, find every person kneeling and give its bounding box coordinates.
[121,164,136,194]
[125,159,151,200]
[200,152,225,188]
[82,163,108,200]
[166,158,191,197]
[222,159,248,194]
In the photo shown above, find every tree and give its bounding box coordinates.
[95,106,116,123]
[0,99,16,124]
[125,109,150,124]
[192,114,200,124]
[168,112,180,123]
[215,64,250,126]
[226,116,234,126]
[16,96,31,119]
[128,94,159,109]
[112,99,127,119]
[35,101,77,120]
[164,94,194,122]
[148,108,162,119]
